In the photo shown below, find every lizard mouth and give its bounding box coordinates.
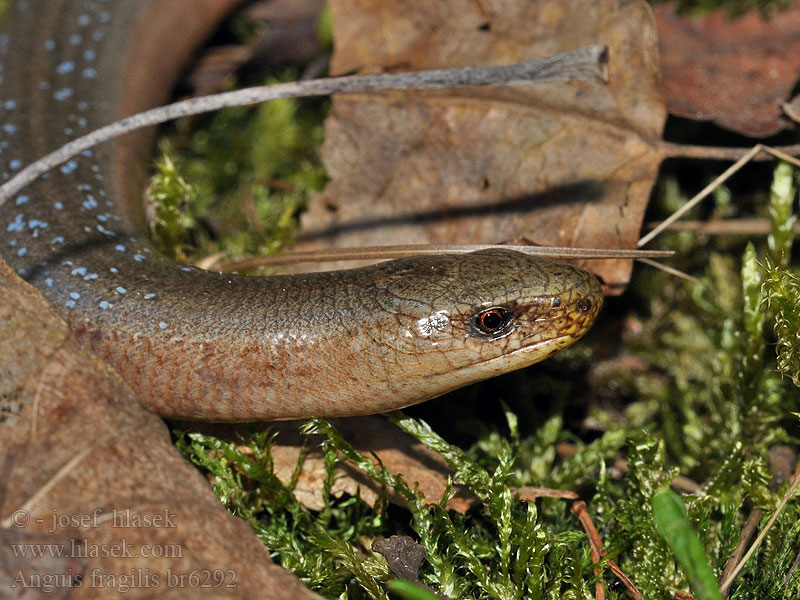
[467,333,576,376]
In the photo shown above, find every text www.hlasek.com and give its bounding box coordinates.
[11,538,182,559]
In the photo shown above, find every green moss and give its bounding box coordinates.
[149,73,326,269]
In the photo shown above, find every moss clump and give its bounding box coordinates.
[148,74,326,268]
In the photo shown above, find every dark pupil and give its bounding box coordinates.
[576,298,592,313]
[480,309,504,331]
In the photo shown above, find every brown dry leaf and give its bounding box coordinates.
[0,260,319,599]
[189,417,477,514]
[294,0,665,294]
[654,2,800,138]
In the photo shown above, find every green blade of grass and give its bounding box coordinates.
[653,486,723,600]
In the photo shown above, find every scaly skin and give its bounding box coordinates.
[0,0,603,421]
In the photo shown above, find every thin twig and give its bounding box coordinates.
[572,501,606,600]
[0,46,608,208]
[636,258,705,287]
[657,141,800,163]
[782,548,800,594]
[719,509,762,598]
[571,501,644,600]
[645,218,800,236]
[213,245,673,271]
[640,144,800,248]
[514,486,579,501]
[638,145,764,247]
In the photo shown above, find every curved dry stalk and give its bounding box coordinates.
[0,47,607,208]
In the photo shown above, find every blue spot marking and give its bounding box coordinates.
[96,214,108,222]
[99,300,110,309]
[158,322,167,330]
[98,10,111,23]
[56,61,75,75]
[71,267,87,276]
[82,68,98,79]
[15,195,28,205]
[109,267,119,274]
[54,88,74,101]
[82,195,98,209]
[37,81,51,90]
[51,236,64,244]
[134,254,145,262]
[83,226,91,233]
[66,300,75,308]
[28,219,48,229]
[16,247,26,257]
[44,39,56,51]
[84,273,98,281]
[60,160,78,174]
[78,101,89,111]
[8,239,15,246]
[83,49,96,61]
[144,293,156,300]
[116,287,127,294]
[7,214,24,232]
[77,13,91,26]
[68,34,83,45]
[69,292,80,300]
[9,159,21,170]
[3,100,17,110]
[92,30,105,42]
[54,202,64,210]
[81,150,93,157]
[45,278,53,287]
[115,244,126,252]
[2,124,16,134]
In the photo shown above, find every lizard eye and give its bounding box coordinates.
[472,307,514,338]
